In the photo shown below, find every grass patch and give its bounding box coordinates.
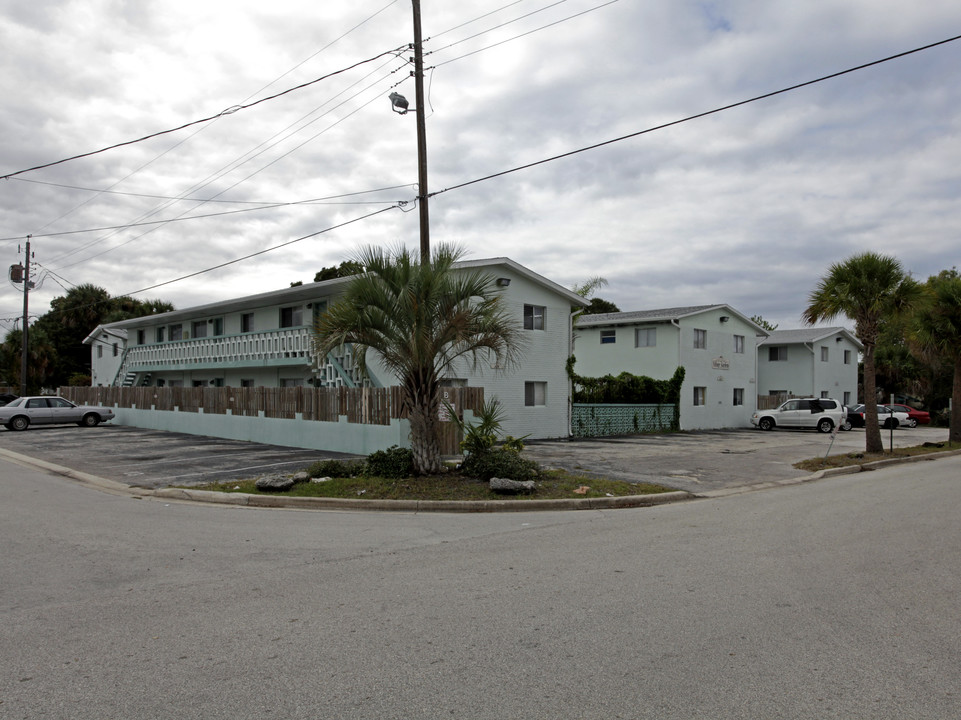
[185,468,673,501]
[794,441,961,472]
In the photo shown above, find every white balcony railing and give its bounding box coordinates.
[125,328,314,371]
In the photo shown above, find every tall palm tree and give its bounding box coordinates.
[313,244,524,475]
[910,270,961,443]
[803,252,920,453]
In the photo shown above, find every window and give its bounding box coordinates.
[112,343,118,357]
[524,381,546,406]
[693,386,707,406]
[635,327,656,347]
[523,304,546,330]
[192,321,208,339]
[843,391,851,405]
[241,313,254,333]
[137,330,145,345]
[280,306,304,328]
[768,346,787,362]
[844,350,852,365]
[600,330,616,344]
[821,391,829,398]
[169,324,183,341]
[212,318,224,336]
[281,378,304,387]
[733,388,744,406]
[693,329,706,349]
[734,335,745,354]
[156,326,166,343]
[97,345,103,358]
[240,379,255,388]
[821,346,829,362]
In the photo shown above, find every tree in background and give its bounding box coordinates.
[314,261,363,283]
[750,315,779,332]
[572,276,620,316]
[909,269,961,442]
[803,252,920,454]
[314,245,524,475]
[3,284,174,391]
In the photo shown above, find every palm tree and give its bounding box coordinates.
[803,252,920,453]
[313,244,525,475]
[910,270,961,443]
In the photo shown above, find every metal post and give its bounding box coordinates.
[20,235,31,396]
[411,0,430,264]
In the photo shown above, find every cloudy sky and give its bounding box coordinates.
[1,0,959,335]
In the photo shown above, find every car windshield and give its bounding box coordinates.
[5,397,24,407]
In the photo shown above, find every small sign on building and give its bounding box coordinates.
[712,357,730,370]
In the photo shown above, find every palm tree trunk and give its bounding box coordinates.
[407,379,442,475]
[863,345,884,454]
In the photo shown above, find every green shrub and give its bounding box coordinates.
[461,448,539,481]
[364,445,414,479]
[307,458,364,478]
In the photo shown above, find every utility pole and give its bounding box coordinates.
[20,235,32,396]
[411,0,430,264]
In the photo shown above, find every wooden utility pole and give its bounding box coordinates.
[20,235,32,396]
[411,0,430,264]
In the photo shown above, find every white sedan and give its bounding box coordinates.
[0,396,115,431]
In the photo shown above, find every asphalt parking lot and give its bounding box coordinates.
[0,420,952,493]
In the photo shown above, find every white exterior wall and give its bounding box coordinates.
[758,335,860,406]
[574,309,761,430]
[88,332,126,387]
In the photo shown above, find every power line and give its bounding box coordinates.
[430,32,961,197]
[428,0,575,55]
[0,46,407,181]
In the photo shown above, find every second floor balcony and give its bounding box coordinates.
[125,328,314,373]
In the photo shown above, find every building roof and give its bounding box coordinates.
[758,327,863,349]
[82,324,128,345]
[576,304,769,335]
[103,257,587,330]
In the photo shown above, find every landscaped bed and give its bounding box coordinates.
[794,441,961,472]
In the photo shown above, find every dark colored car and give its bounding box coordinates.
[0,393,18,406]
[887,404,930,427]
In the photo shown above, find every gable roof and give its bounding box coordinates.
[576,304,769,335]
[758,327,863,350]
[103,256,586,330]
[82,324,128,345]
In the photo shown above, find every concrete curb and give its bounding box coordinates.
[4,445,959,512]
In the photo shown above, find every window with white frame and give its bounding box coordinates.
[600,330,616,344]
[112,343,118,357]
[137,330,145,345]
[844,349,852,364]
[240,379,254,388]
[192,320,208,339]
[635,327,656,347]
[212,318,224,336]
[169,324,183,341]
[843,391,851,405]
[820,391,829,398]
[821,346,829,362]
[768,346,787,361]
[525,381,547,406]
[241,313,254,333]
[280,306,304,328]
[156,326,166,343]
[693,329,707,349]
[733,388,744,406]
[734,335,745,354]
[693,386,707,406]
[97,345,103,358]
[523,304,546,330]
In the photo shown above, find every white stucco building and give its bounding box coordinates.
[573,305,769,430]
[757,327,862,407]
[88,257,587,442]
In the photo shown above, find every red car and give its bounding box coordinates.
[887,404,930,427]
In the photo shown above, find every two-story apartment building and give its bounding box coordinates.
[757,328,862,407]
[88,257,587,441]
[573,305,769,430]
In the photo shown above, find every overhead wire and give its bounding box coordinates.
[0,46,408,182]
[429,32,961,197]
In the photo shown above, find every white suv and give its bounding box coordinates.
[751,398,845,433]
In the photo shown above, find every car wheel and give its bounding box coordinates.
[817,418,833,433]
[841,419,852,431]
[758,417,775,431]
[81,413,101,427]
[9,415,29,431]
[908,418,918,428]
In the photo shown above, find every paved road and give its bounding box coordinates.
[0,421,950,492]
[524,425,950,492]
[2,453,959,719]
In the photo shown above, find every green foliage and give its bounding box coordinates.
[584,297,620,315]
[569,363,686,405]
[307,458,365,478]
[314,261,363,282]
[460,448,539,482]
[68,373,92,387]
[751,314,778,331]
[364,446,414,479]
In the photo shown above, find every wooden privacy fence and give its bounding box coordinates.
[756,394,798,410]
[59,386,486,455]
